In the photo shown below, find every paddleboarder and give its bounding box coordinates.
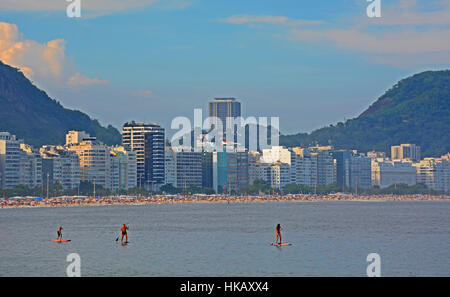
[120,224,129,243]
[275,224,283,245]
[57,226,63,240]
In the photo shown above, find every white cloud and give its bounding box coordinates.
[0,22,107,90]
[222,1,450,68]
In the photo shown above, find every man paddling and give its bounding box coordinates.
[275,224,283,245]
[57,226,63,240]
[120,224,129,243]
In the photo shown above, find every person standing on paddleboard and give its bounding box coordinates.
[275,224,283,245]
[120,224,129,243]
[57,226,63,240]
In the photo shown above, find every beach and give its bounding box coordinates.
[1,193,449,209]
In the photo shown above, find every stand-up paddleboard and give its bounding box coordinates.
[121,241,129,245]
[266,242,292,246]
[51,239,71,242]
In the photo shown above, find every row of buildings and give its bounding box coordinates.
[1,98,449,194]
[1,128,449,193]
[0,131,137,192]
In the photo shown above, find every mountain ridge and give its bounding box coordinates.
[280,70,450,157]
[0,61,121,147]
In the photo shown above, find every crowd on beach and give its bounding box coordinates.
[1,193,449,208]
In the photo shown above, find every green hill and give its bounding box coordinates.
[0,61,121,147]
[280,70,450,157]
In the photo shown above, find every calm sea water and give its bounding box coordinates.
[0,201,449,277]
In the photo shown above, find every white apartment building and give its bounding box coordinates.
[66,131,91,146]
[40,145,80,190]
[290,148,317,187]
[110,146,137,190]
[19,144,42,189]
[371,159,416,188]
[413,158,449,192]
[270,162,291,189]
[262,146,291,165]
[67,138,111,190]
[391,144,421,161]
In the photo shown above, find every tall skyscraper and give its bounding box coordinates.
[208,98,241,143]
[122,122,165,189]
[330,150,352,190]
[350,154,372,190]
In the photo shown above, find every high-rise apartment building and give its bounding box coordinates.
[350,154,372,190]
[67,138,111,190]
[291,148,317,187]
[40,145,80,190]
[391,144,421,161]
[262,146,291,165]
[0,132,21,189]
[19,144,42,189]
[110,146,137,190]
[164,148,203,189]
[122,122,165,189]
[208,98,241,144]
[213,151,249,193]
[371,159,416,188]
[330,150,352,190]
[175,151,203,189]
[413,158,449,192]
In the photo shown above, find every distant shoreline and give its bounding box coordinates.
[1,194,449,209]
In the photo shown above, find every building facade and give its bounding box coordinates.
[371,159,416,188]
[213,151,249,193]
[19,144,42,189]
[413,158,449,192]
[0,132,21,189]
[40,145,80,190]
[67,139,111,190]
[110,146,137,190]
[350,154,372,190]
[391,144,421,161]
[122,122,165,190]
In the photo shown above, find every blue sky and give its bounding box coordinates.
[1,0,449,136]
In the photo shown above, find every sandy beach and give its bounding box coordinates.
[1,193,449,209]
